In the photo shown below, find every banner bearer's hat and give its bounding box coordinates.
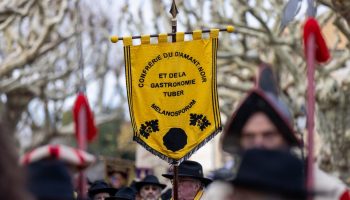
[162,160,212,186]
[221,64,301,154]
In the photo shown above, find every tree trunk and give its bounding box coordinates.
[2,88,34,134]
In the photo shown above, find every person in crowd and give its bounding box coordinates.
[231,148,307,200]
[221,64,350,200]
[135,175,166,200]
[130,180,142,200]
[0,122,33,200]
[21,144,96,199]
[88,180,118,200]
[106,187,136,200]
[27,159,75,200]
[108,170,129,190]
[161,188,172,200]
[162,160,211,200]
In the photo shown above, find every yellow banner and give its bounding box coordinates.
[123,30,221,163]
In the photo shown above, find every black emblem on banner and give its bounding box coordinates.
[139,120,159,139]
[189,113,211,131]
[163,128,187,152]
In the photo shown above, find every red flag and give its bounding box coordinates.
[303,17,330,63]
[73,92,97,143]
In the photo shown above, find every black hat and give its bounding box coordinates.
[105,187,136,200]
[88,180,118,198]
[162,160,212,186]
[27,159,74,200]
[129,180,138,193]
[232,148,307,199]
[135,175,166,191]
[221,64,301,154]
[161,188,172,200]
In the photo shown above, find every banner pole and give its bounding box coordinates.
[306,33,315,200]
[172,162,179,200]
[76,2,87,198]
[306,2,316,198]
[169,1,179,200]
[110,27,234,43]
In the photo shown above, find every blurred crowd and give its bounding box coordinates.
[1,64,350,200]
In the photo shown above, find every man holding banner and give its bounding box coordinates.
[162,160,211,200]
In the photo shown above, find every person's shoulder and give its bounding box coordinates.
[315,167,347,199]
[315,167,346,188]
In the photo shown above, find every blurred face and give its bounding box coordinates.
[93,192,110,200]
[175,177,201,200]
[240,112,287,150]
[110,172,127,189]
[139,184,162,200]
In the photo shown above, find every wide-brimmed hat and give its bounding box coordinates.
[88,180,118,198]
[232,148,307,199]
[135,175,166,191]
[105,187,136,200]
[221,65,301,154]
[20,144,95,171]
[27,159,74,200]
[162,160,212,186]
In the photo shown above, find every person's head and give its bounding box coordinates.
[27,159,75,200]
[139,184,162,200]
[240,112,288,150]
[221,65,301,154]
[109,171,128,189]
[231,149,307,200]
[135,175,165,200]
[177,177,203,200]
[162,160,211,200]
[88,180,118,200]
[93,192,111,200]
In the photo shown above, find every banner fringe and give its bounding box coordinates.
[133,136,176,163]
[133,127,222,164]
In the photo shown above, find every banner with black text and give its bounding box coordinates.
[123,30,221,163]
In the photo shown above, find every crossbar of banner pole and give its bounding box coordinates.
[110,26,234,43]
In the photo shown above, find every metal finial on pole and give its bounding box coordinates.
[170,0,178,42]
[307,0,316,18]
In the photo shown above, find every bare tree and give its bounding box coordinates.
[123,0,350,178]
[0,0,126,150]
[1,0,350,179]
